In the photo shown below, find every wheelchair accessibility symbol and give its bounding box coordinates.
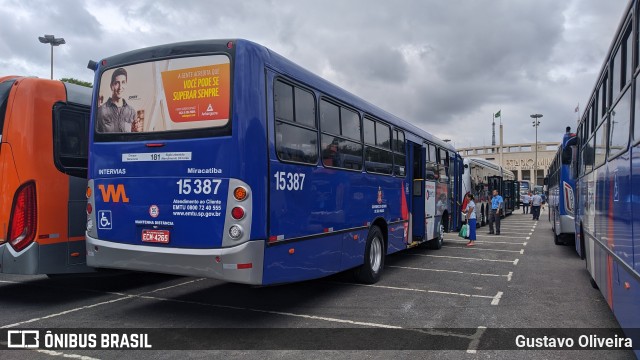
[98,210,112,230]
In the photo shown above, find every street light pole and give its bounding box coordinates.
[38,34,65,80]
[530,114,543,188]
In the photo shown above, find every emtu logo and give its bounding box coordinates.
[98,184,130,203]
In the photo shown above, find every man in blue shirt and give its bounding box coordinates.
[488,189,503,235]
[531,192,542,221]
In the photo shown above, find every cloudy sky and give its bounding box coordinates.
[0,0,630,148]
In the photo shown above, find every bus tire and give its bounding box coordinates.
[429,223,444,250]
[554,231,562,245]
[589,276,599,290]
[354,226,385,284]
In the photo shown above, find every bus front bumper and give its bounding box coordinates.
[86,235,265,285]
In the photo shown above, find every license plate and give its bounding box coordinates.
[142,229,170,244]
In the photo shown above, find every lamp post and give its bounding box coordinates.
[38,34,65,80]
[530,114,543,188]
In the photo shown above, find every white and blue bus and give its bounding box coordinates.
[84,39,463,285]
[461,157,516,226]
[546,127,577,245]
[574,0,640,355]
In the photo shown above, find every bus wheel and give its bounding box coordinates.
[429,223,444,250]
[589,276,599,290]
[354,226,384,284]
[554,230,562,246]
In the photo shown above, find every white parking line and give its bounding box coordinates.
[474,234,530,239]
[507,272,513,281]
[388,265,511,280]
[491,291,504,305]
[0,278,203,329]
[467,326,488,354]
[0,295,134,329]
[445,239,527,246]
[406,253,519,265]
[0,342,101,360]
[442,245,524,254]
[337,282,499,303]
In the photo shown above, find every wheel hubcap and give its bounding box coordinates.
[370,237,382,273]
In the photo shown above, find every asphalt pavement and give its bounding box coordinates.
[0,211,636,359]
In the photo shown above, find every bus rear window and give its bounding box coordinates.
[96,55,230,134]
[0,80,15,136]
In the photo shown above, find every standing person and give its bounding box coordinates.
[488,189,503,235]
[97,67,137,133]
[521,192,530,214]
[464,194,477,246]
[531,192,542,221]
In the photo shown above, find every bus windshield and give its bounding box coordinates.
[95,55,231,135]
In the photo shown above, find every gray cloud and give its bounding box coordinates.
[0,0,629,147]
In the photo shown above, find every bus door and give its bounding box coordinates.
[488,175,502,210]
[409,142,425,242]
[488,176,501,194]
[504,179,515,213]
[515,181,521,209]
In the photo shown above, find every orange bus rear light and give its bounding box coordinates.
[8,182,37,252]
[234,187,248,201]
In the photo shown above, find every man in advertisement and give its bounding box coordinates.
[97,68,141,133]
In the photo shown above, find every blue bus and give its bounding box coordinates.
[546,127,577,245]
[574,0,639,354]
[84,39,462,285]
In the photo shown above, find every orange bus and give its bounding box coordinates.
[0,76,92,275]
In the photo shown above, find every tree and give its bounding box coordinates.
[60,77,92,88]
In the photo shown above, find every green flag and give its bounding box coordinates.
[495,110,501,118]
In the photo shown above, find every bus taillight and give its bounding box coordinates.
[8,182,37,252]
[231,207,245,220]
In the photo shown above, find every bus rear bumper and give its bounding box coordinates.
[85,236,265,285]
[0,241,93,275]
[0,242,39,274]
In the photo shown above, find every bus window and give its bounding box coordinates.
[393,129,406,176]
[364,117,392,174]
[594,120,607,167]
[274,80,318,165]
[608,89,631,158]
[426,161,438,181]
[0,80,14,136]
[321,100,362,170]
[53,103,90,177]
[428,144,437,163]
[635,78,640,143]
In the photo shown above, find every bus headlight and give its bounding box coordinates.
[229,225,243,240]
